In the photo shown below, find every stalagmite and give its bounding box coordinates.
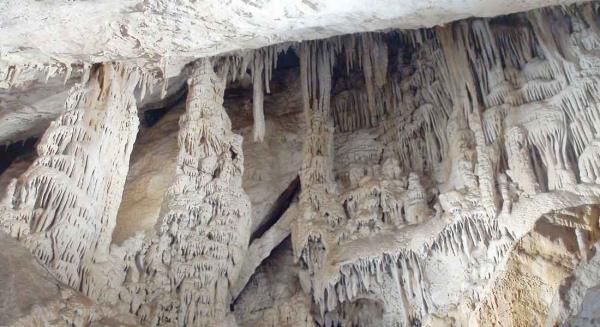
[404,173,432,224]
[140,59,251,325]
[0,63,141,288]
[505,126,540,195]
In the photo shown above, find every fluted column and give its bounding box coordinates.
[146,59,251,326]
[0,63,140,288]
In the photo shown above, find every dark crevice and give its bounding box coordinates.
[232,236,293,309]
[141,84,188,127]
[250,176,300,242]
[0,138,37,176]
[276,49,300,70]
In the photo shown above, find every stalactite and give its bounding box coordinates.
[375,36,453,175]
[360,33,388,118]
[579,139,600,184]
[224,43,293,143]
[252,54,266,142]
[0,62,78,89]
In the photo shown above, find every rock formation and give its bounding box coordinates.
[1,63,141,288]
[2,1,600,326]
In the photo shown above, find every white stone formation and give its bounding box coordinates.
[2,2,600,326]
[0,63,141,288]
[119,59,252,326]
[81,59,251,326]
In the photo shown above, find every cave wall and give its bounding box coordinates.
[1,2,600,326]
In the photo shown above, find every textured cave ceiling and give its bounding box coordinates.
[0,0,581,64]
[0,0,582,145]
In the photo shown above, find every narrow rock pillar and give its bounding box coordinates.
[148,59,251,326]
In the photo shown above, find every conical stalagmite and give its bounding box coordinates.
[0,63,141,289]
[142,59,251,326]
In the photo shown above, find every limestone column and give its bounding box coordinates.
[146,59,251,326]
[0,63,140,288]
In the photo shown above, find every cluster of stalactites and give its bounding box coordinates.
[222,43,292,142]
[247,4,600,324]
[311,251,433,326]
[331,30,454,174]
[425,214,508,260]
[221,32,393,142]
[327,3,600,184]
[471,4,600,192]
[292,35,443,323]
[288,7,600,321]
[0,61,78,89]
[2,3,598,326]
